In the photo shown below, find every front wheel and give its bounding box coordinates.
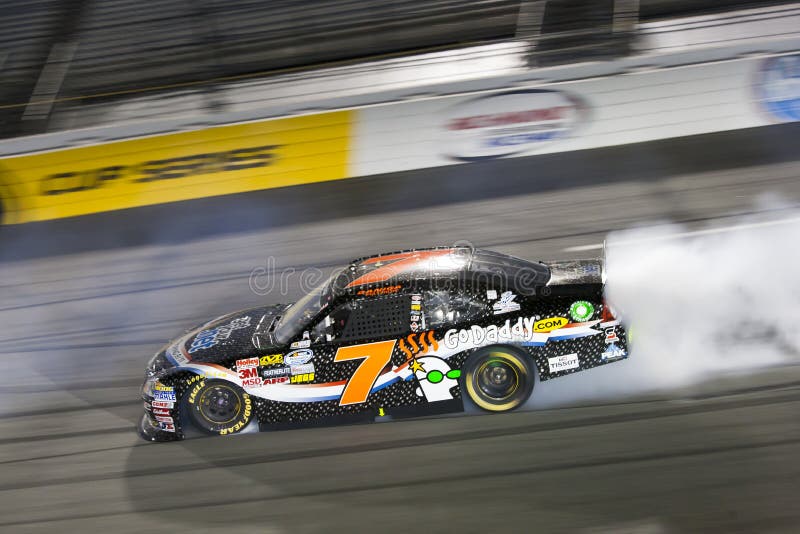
[462,346,535,412]
[185,379,253,435]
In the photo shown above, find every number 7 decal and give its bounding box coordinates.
[334,340,396,406]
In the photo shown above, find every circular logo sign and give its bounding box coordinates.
[569,301,595,322]
[756,54,800,123]
[441,89,587,162]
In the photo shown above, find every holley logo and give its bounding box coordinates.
[441,89,587,162]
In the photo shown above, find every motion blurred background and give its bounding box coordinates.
[1,1,799,532]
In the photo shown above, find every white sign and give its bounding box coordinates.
[548,353,579,373]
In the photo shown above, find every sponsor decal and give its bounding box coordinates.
[151,400,174,409]
[548,353,579,373]
[260,354,284,366]
[200,369,228,379]
[153,389,176,402]
[236,357,259,369]
[569,301,594,322]
[604,327,619,344]
[264,376,290,385]
[153,382,172,391]
[492,291,521,315]
[602,344,627,361]
[152,408,171,416]
[356,284,402,297]
[284,349,313,366]
[155,415,174,424]
[533,316,568,333]
[291,373,315,384]
[441,89,587,162]
[486,289,498,300]
[756,53,800,122]
[410,294,425,332]
[262,366,290,378]
[189,316,252,353]
[159,422,176,432]
[167,343,189,365]
[445,318,534,349]
[237,358,262,386]
[291,363,315,375]
[290,339,311,349]
[581,264,601,276]
[242,377,263,387]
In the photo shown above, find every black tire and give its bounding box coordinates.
[462,345,535,412]
[185,378,253,435]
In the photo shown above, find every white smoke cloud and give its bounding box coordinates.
[528,205,800,409]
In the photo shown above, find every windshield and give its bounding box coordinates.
[273,274,335,343]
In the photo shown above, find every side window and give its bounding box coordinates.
[316,295,412,343]
[423,290,490,329]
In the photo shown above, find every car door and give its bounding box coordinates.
[303,293,415,411]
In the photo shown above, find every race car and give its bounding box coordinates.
[140,246,627,441]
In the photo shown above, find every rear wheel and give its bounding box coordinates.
[185,379,253,435]
[462,346,535,412]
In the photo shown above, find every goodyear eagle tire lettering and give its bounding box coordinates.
[462,345,535,412]
[186,378,252,436]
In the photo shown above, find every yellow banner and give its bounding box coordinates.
[0,110,352,224]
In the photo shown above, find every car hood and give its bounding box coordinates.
[163,304,288,365]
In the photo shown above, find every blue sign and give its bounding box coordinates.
[757,54,800,122]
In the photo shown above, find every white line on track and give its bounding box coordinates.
[563,215,800,252]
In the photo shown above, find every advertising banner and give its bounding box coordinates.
[0,111,351,224]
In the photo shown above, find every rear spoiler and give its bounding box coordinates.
[543,257,604,286]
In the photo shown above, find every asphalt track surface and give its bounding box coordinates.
[2,150,800,532]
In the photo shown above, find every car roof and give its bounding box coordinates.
[333,247,550,297]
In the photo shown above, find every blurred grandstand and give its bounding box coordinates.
[0,0,794,138]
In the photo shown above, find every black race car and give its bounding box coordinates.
[140,247,627,441]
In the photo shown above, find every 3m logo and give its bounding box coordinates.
[238,367,258,380]
[533,317,568,333]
